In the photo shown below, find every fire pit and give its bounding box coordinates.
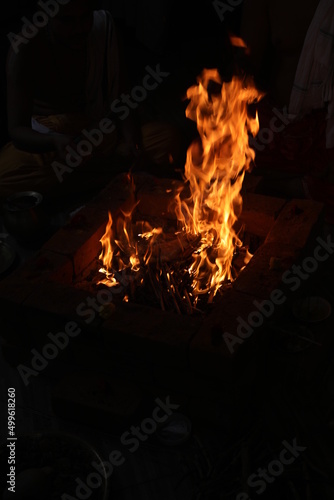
[0,172,324,378]
[0,71,325,385]
[76,71,263,315]
[73,174,252,316]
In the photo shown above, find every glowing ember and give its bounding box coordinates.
[98,69,262,312]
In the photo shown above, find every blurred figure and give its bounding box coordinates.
[0,0,180,203]
[241,0,334,221]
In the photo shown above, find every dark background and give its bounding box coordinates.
[1,4,334,500]
[0,0,244,149]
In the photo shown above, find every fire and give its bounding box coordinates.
[230,35,247,49]
[98,208,163,278]
[98,69,262,310]
[174,70,261,300]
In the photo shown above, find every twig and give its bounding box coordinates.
[148,266,161,301]
[165,263,185,313]
[161,263,181,314]
[159,292,166,311]
[183,289,193,315]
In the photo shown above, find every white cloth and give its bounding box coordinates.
[288,0,334,148]
[31,117,52,134]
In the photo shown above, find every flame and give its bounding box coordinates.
[98,68,262,309]
[230,35,248,49]
[174,70,261,300]
[98,184,164,282]
[229,35,250,55]
[99,212,114,271]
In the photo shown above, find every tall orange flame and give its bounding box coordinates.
[98,68,262,308]
[174,70,262,301]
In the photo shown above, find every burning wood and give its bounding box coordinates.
[98,68,263,313]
